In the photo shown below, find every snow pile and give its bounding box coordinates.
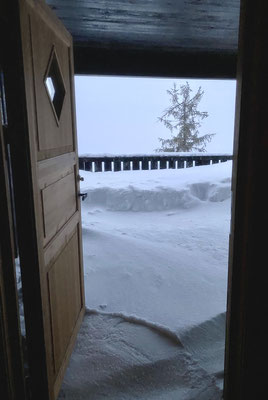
[59,312,222,400]
[60,162,232,399]
[80,162,232,212]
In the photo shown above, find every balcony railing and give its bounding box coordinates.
[78,153,233,172]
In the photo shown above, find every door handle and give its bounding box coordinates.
[79,192,87,201]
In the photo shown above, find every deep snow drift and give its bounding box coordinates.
[59,162,232,399]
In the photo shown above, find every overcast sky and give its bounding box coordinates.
[75,76,236,155]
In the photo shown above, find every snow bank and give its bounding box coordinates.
[80,161,232,212]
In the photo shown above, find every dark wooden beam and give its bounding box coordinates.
[74,46,237,78]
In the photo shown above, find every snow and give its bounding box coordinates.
[79,151,232,158]
[59,162,232,399]
[80,162,231,212]
[58,312,222,400]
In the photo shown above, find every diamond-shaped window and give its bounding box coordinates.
[44,48,66,123]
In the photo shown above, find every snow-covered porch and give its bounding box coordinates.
[58,161,232,399]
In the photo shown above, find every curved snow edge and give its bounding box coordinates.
[85,307,182,346]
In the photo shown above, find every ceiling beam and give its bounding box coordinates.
[74,46,237,79]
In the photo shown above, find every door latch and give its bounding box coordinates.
[79,192,87,201]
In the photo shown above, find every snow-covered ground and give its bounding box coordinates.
[59,162,232,399]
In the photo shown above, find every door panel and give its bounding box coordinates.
[48,228,82,373]
[42,170,76,243]
[40,161,77,246]
[17,0,85,398]
[29,6,74,159]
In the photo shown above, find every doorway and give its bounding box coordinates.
[2,1,267,399]
[57,76,236,399]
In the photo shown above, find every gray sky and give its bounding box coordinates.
[75,76,236,155]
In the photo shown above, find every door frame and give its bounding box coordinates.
[0,70,26,399]
[1,0,50,397]
[224,1,268,398]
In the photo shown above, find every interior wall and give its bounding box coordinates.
[224,1,268,398]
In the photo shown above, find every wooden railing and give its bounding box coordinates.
[78,153,233,172]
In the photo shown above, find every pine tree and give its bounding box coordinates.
[157,82,215,152]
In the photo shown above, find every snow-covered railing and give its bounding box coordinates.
[78,153,233,172]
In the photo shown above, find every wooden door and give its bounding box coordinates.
[12,1,85,398]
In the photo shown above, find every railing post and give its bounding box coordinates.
[132,159,140,170]
[84,160,93,171]
[113,159,121,172]
[105,160,112,172]
[79,158,84,170]
[168,158,175,169]
[177,159,185,169]
[94,160,102,172]
[160,159,166,169]
[123,160,131,170]
[142,157,149,170]
[151,159,158,170]
[186,158,193,168]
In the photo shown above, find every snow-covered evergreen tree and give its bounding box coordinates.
[157,82,215,152]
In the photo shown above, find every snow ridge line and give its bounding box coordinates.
[85,307,183,346]
[85,309,226,355]
[179,312,226,340]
